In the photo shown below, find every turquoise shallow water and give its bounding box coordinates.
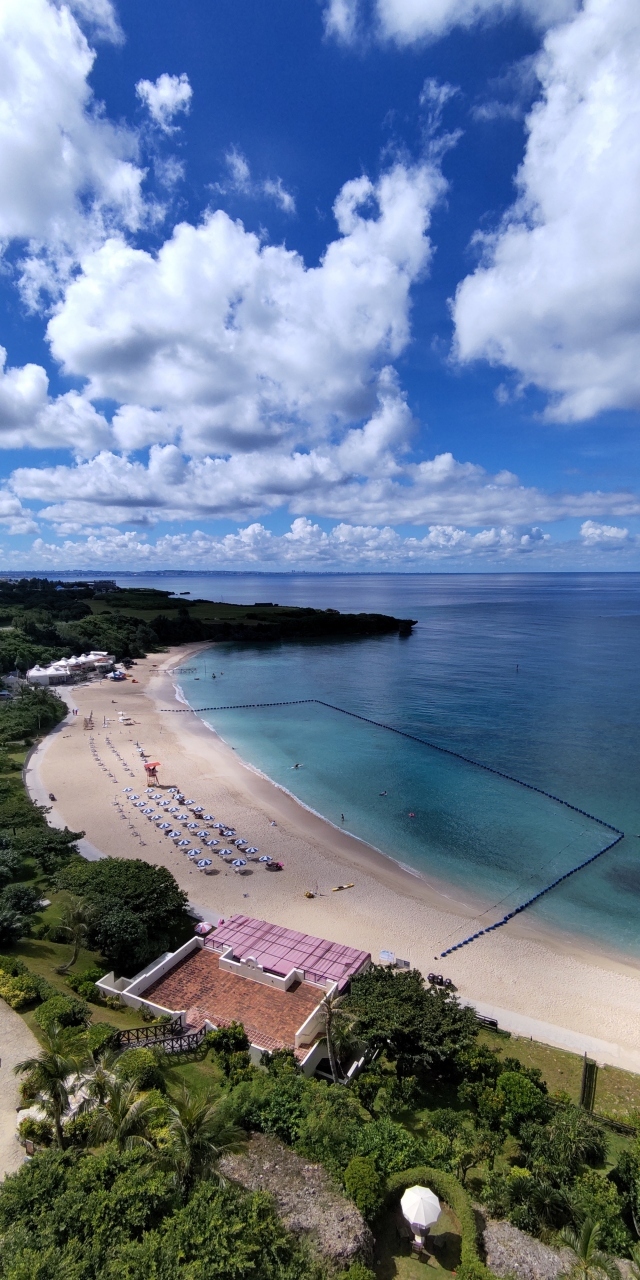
[113,571,640,960]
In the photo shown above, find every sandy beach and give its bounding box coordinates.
[27,644,640,1073]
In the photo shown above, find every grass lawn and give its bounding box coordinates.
[373,1204,460,1279]
[163,1055,226,1098]
[479,1029,640,1122]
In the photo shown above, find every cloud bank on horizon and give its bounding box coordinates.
[0,0,638,570]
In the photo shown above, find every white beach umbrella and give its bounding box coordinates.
[258,854,271,863]
[245,847,258,855]
[203,814,215,821]
[197,859,212,868]
[400,1186,440,1238]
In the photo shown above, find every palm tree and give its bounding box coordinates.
[56,896,91,973]
[560,1219,621,1280]
[320,989,356,1084]
[80,1050,119,1107]
[14,1024,87,1149]
[88,1076,162,1152]
[160,1084,245,1196]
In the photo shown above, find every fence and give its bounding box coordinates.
[115,1020,207,1055]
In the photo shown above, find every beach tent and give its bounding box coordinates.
[400,1187,440,1243]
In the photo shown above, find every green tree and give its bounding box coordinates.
[160,1084,246,1197]
[0,904,24,947]
[345,965,477,1080]
[14,1025,87,1148]
[88,1076,163,1152]
[321,988,356,1084]
[55,895,91,973]
[344,1155,384,1220]
[560,1219,621,1280]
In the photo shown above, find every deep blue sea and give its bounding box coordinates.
[107,572,640,959]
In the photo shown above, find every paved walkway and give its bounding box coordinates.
[0,1001,39,1179]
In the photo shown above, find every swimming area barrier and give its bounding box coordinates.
[161,697,624,956]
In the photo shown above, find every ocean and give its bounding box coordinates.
[111,572,640,960]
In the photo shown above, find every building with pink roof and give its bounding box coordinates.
[96,916,371,1077]
[205,915,370,991]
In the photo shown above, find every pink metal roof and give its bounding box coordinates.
[209,915,370,989]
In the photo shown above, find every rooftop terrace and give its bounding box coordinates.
[145,948,323,1055]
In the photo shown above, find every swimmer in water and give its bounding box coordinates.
[379,790,387,796]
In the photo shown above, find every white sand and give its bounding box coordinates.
[28,645,640,1073]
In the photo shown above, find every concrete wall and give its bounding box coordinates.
[218,946,309,992]
[125,936,202,998]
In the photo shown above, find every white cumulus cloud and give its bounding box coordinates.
[453,0,640,422]
[136,72,192,133]
[324,0,575,45]
[0,0,145,305]
[580,519,633,549]
[46,162,442,454]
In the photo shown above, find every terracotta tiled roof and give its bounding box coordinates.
[145,949,323,1053]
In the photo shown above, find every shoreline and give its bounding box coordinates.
[28,643,640,1073]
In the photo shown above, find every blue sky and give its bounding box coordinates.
[0,0,638,570]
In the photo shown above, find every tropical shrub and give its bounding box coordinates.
[17,1116,53,1147]
[86,1022,118,1056]
[569,1169,632,1254]
[0,970,40,1009]
[344,1155,385,1220]
[34,993,90,1034]
[0,1148,323,1280]
[115,1046,165,1092]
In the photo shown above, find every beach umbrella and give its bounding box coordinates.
[220,848,234,856]
[187,850,200,858]
[196,830,208,839]
[245,847,258,855]
[400,1187,440,1241]
[159,822,171,830]
[184,799,196,806]
[168,829,181,838]
[131,794,140,800]
[187,822,198,831]
[193,806,204,814]
[194,921,213,934]
[143,808,153,815]
[178,839,191,848]
[204,838,219,847]
[203,814,215,821]
[232,858,247,867]
[197,859,212,869]
[258,855,272,863]
[123,787,132,793]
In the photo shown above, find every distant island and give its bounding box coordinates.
[0,577,416,670]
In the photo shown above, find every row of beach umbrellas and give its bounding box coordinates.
[121,786,269,870]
